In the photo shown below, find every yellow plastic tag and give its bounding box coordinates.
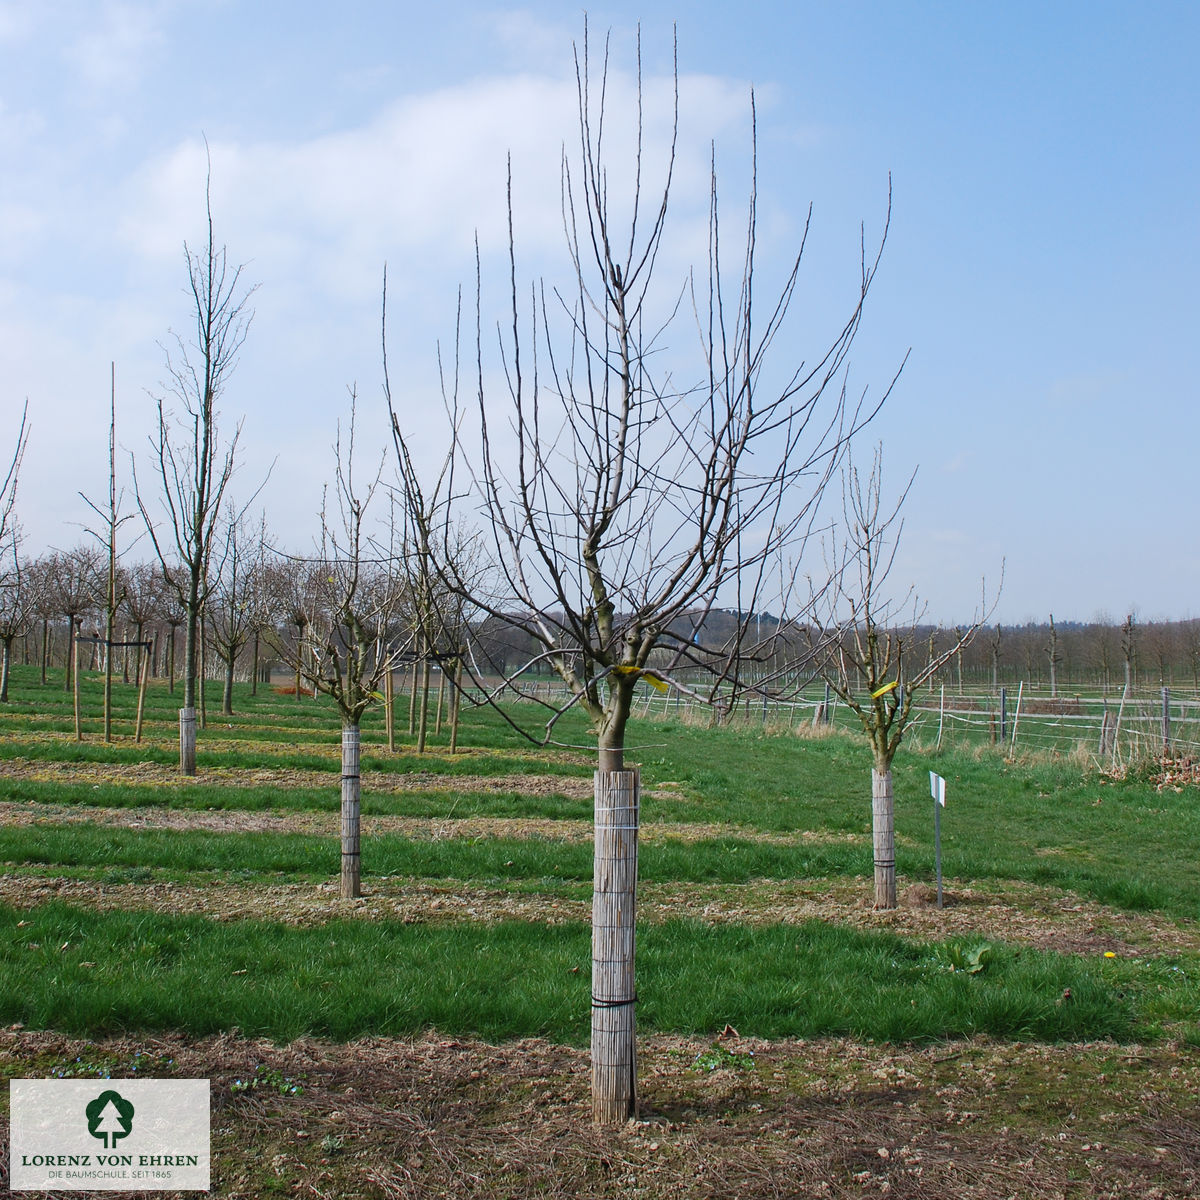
[613,665,669,693]
[871,680,899,699]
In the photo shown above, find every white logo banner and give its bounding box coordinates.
[9,1079,209,1192]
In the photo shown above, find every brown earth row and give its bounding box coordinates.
[2,1028,1198,1199]
[4,872,1197,956]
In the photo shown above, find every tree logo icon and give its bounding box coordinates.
[85,1090,135,1149]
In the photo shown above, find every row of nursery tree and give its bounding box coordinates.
[0,543,1189,706]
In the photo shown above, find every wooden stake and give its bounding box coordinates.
[449,655,463,754]
[134,649,150,743]
[385,666,395,753]
[72,638,82,742]
[592,768,639,1124]
[1009,681,1024,753]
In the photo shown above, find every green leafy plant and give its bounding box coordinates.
[230,1065,305,1096]
[691,1043,756,1072]
[50,1047,174,1079]
[941,943,995,975]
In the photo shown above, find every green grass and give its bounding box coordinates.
[2,664,1199,1053]
[0,902,1140,1045]
[0,822,868,884]
[0,777,591,821]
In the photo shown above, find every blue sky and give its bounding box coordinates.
[1,1,1197,624]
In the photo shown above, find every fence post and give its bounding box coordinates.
[1009,681,1024,753]
[1099,699,1113,756]
[1112,684,1129,765]
[999,686,1007,744]
[1162,687,1171,757]
[824,682,831,725]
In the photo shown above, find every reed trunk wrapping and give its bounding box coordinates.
[179,707,196,775]
[592,768,639,1124]
[872,767,896,909]
[341,725,362,899]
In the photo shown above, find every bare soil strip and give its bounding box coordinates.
[0,798,858,845]
[2,1028,1197,1199]
[0,756,594,798]
[3,872,1196,955]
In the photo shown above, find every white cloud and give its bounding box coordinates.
[118,65,753,310]
[62,0,166,92]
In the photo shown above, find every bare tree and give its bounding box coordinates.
[81,366,139,741]
[0,401,30,699]
[806,448,996,909]
[43,546,102,692]
[208,509,270,715]
[273,396,411,898]
[122,562,163,686]
[0,400,29,552]
[0,530,32,702]
[136,159,257,774]
[426,26,897,1123]
[1121,612,1136,695]
[1047,613,1061,699]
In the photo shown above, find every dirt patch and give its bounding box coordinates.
[0,798,862,847]
[4,872,1196,955]
[0,756,595,798]
[1,1028,1197,1199]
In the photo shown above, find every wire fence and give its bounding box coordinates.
[479,678,1200,764]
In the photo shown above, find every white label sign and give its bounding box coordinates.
[929,771,946,807]
[9,1079,209,1191]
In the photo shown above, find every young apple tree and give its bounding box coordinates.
[136,160,258,774]
[432,26,899,1123]
[274,397,411,898]
[807,447,997,909]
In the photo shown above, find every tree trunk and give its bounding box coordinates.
[592,767,639,1124]
[341,722,362,899]
[103,609,114,744]
[40,618,48,685]
[64,617,77,692]
[872,766,897,909]
[250,630,259,696]
[222,650,235,715]
[0,637,12,702]
[180,598,199,774]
